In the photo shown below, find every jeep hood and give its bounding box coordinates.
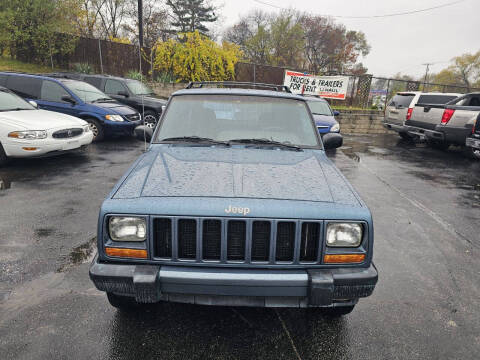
[112,145,361,206]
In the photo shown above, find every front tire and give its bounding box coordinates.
[107,292,140,311]
[0,143,8,167]
[85,118,104,142]
[143,110,158,129]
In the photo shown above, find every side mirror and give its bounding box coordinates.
[117,91,129,98]
[333,110,340,116]
[323,133,343,150]
[134,125,154,142]
[61,95,76,105]
[29,100,38,108]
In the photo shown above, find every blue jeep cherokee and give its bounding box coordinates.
[0,72,142,141]
[89,82,378,316]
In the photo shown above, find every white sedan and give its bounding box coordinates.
[0,87,93,166]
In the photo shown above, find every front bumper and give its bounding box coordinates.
[3,132,93,158]
[89,256,378,308]
[104,119,143,136]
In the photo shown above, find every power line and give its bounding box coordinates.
[252,0,467,19]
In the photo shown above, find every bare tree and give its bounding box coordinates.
[94,0,129,38]
[123,0,171,46]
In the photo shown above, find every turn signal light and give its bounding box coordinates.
[324,254,365,264]
[441,109,455,124]
[105,247,147,259]
[22,147,37,151]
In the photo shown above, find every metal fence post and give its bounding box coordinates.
[253,63,256,83]
[98,38,103,74]
[384,79,390,110]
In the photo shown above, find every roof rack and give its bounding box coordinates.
[185,81,291,93]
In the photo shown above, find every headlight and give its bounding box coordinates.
[330,123,340,132]
[83,124,90,132]
[8,130,47,139]
[109,217,146,242]
[326,223,362,247]
[105,114,124,122]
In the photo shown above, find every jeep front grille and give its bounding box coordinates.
[153,217,323,265]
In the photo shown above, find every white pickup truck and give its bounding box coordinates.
[404,93,480,156]
[384,92,460,140]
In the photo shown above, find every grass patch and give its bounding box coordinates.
[0,56,65,73]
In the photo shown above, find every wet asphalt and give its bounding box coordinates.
[0,134,479,359]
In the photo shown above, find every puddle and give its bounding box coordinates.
[35,228,55,237]
[56,237,96,272]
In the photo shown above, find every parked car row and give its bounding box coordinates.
[46,73,167,128]
[0,71,170,165]
[0,86,93,166]
[383,91,480,158]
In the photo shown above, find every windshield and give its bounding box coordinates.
[155,95,319,147]
[307,100,333,116]
[63,80,113,103]
[126,80,154,96]
[389,94,415,108]
[0,90,35,111]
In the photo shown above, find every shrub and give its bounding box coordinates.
[154,72,176,83]
[125,70,143,81]
[153,31,242,82]
[73,63,93,74]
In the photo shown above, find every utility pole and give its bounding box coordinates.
[138,0,143,47]
[422,63,433,92]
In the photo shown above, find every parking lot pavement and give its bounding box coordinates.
[0,134,479,360]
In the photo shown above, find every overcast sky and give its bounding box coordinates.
[214,0,480,78]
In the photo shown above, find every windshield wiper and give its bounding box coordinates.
[228,138,302,151]
[91,98,115,103]
[161,136,230,146]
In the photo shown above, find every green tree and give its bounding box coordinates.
[433,51,480,91]
[166,0,217,35]
[269,12,305,67]
[0,0,80,64]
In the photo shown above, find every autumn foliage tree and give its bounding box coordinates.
[224,10,370,74]
[153,31,241,82]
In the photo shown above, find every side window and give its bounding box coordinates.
[0,75,7,86]
[105,80,125,95]
[6,76,42,99]
[40,80,70,102]
[467,96,480,107]
[84,77,103,90]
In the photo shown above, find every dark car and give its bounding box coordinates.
[48,73,166,128]
[89,82,377,317]
[0,72,141,141]
[304,96,341,136]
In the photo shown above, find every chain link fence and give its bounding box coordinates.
[234,62,480,110]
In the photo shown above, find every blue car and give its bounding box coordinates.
[89,83,377,316]
[0,72,141,141]
[305,96,341,136]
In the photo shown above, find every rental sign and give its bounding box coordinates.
[283,70,349,100]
